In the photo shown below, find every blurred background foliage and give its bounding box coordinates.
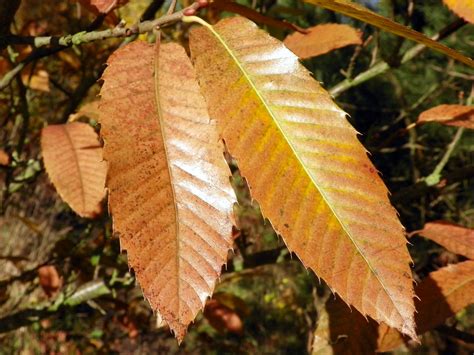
[0,0,473,353]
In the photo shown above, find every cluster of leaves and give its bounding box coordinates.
[1,0,473,353]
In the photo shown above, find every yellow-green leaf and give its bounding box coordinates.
[99,40,236,341]
[303,0,474,68]
[189,16,417,339]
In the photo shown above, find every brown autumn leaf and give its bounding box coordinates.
[77,0,128,14]
[284,23,362,59]
[412,221,474,260]
[204,298,244,335]
[69,101,100,122]
[378,260,474,351]
[444,0,474,24]
[38,265,62,297]
[99,40,236,341]
[418,104,474,129]
[0,149,9,166]
[189,16,416,339]
[303,0,474,68]
[22,70,50,92]
[312,261,474,353]
[41,122,107,218]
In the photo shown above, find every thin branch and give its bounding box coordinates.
[329,18,467,98]
[0,1,205,90]
[424,127,464,186]
[167,0,178,15]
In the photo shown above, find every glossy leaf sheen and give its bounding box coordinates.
[41,122,106,218]
[303,0,474,68]
[190,16,416,338]
[99,41,236,341]
[415,221,474,260]
[418,104,474,129]
[284,23,362,59]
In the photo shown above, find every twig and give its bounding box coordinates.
[0,1,205,90]
[167,0,178,15]
[423,91,472,186]
[424,127,465,186]
[391,165,474,204]
[329,18,467,98]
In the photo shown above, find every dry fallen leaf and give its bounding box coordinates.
[284,23,362,59]
[41,122,107,218]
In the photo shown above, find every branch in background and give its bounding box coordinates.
[424,127,464,186]
[0,279,131,334]
[0,1,207,90]
[1,2,204,49]
[391,165,474,204]
[0,0,21,48]
[329,18,467,97]
[141,0,166,21]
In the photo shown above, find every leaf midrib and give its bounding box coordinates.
[63,125,86,214]
[153,42,182,319]
[201,19,404,322]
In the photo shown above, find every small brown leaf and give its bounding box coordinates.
[413,221,474,260]
[204,299,243,335]
[38,265,62,297]
[418,104,474,129]
[69,101,100,122]
[77,0,128,14]
[443,0,474,24]
[41,122,107,218]
[22,70,50,92]
[284,24,362,59]
[0,149,9,166]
